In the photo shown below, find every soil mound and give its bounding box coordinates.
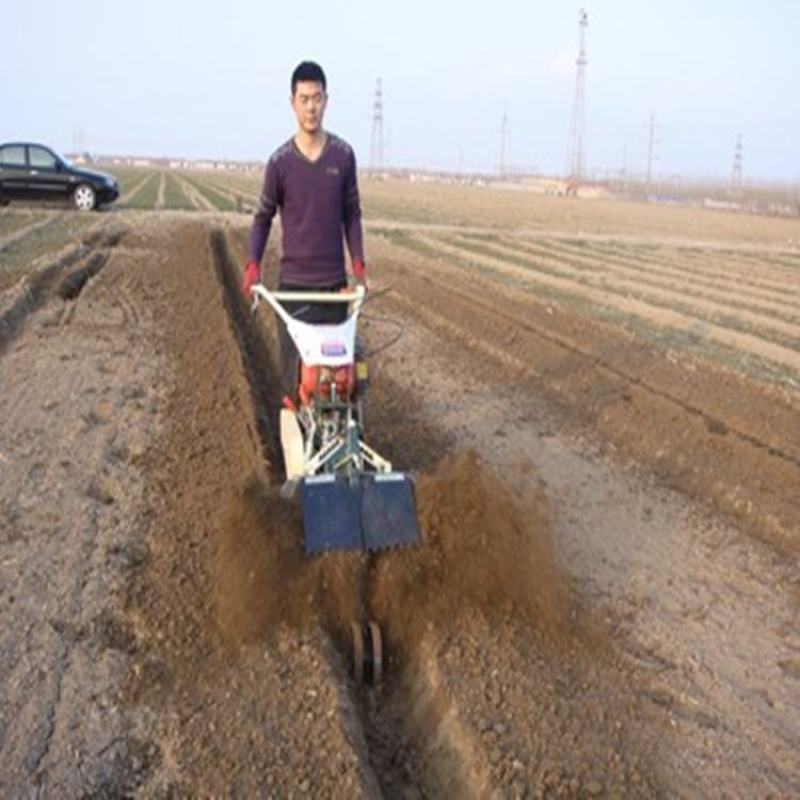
[212,476,366,644]
[370,450,575,650]
[214,452,575,654]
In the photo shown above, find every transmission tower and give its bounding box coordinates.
[730,133,743,196]
[566,9,588,181]
[499,105,509,176]
[369,78,384,170]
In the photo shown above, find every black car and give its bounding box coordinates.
[0,142,119,211]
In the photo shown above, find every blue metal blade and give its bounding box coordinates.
[300,475,364,554]
[361,473,421,551]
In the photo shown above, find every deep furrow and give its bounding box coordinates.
[210,228,491,798]
[0,228,123,355]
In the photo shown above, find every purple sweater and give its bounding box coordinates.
[248,133,365,286]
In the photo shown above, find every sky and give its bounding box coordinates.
[4,0,799,182]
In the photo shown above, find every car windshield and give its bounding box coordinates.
[58,152,73,167]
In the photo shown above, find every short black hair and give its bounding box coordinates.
[291,61,327,95]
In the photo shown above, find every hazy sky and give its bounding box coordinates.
[4,0,799,181]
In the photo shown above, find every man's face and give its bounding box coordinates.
[291,80,327,134]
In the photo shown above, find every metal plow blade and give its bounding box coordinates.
[361,473,421,552]
[300,475,363,554]
[300,473,421,555]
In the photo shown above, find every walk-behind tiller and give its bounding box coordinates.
[250,283,421,684]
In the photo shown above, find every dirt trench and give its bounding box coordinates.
[217,227,675,797]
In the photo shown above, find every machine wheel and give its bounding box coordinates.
[73,183,96,211]
[351,620,383,687]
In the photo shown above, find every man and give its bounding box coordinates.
[243,60,367,409]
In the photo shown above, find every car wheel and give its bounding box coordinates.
[73,184,96,211]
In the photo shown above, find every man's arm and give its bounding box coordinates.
[342,147,365,283]
[248,159,280,265]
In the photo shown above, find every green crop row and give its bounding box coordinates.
[107,166,153,196]
[181,174,237,211]
[163,173,194,210]
[125,173,160,210]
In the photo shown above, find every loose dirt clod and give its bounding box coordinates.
[214,451,576,656]
[371,450,575,651]
[213,475,366,643]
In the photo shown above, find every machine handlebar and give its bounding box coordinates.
[250,284,366,326]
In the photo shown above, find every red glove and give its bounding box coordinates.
[242,260,261,298]
[353,259,367,289]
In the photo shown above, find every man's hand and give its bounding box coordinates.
[353,259,367,291]
[242,260,261,298]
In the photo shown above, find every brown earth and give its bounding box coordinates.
[1,207,798,797]
[411,234,800,374]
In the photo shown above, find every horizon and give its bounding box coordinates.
[57,152,800,191]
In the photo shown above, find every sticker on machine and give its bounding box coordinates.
[321,340,347,357]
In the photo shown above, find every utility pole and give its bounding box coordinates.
[566,8,588,181]
[369,78,384,171]
[72,126,86,156]
[499,105,509,177]
[619,145,629,193]
[645,110,658,196]
[730,133,743,197]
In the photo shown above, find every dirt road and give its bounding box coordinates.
[1,210,798,796]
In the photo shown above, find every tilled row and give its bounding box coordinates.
[0,221,172,796]
[369,233,800,555]
[118,219,379,795]
[414,233,800,375]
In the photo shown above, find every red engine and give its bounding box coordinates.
[299,364,356,406]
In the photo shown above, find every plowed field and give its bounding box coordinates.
[1,187,798,797]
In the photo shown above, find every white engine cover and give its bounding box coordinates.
[286,316,357,367]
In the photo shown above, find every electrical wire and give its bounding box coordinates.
[357,285,406,358]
